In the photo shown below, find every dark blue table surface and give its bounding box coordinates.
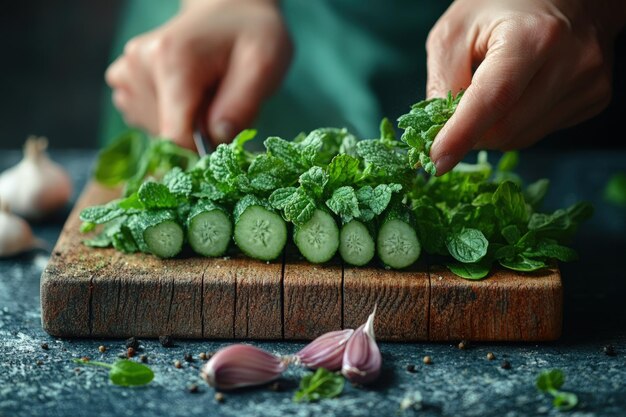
[1,149,625,417]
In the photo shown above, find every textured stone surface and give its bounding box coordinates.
[1,151,626,417]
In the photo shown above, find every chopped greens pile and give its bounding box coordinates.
[80,94,592,279]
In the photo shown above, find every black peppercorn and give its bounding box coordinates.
[184,353,194,362]
[125,337,139,350]
[603,344,617,356]
[188,384,199,393]
[140,355,148,363]
[159,335,173,347]
[501,360,511,369]
[406,364,417,373]
[40,343,49,350]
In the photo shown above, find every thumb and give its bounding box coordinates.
[208,37,290,144]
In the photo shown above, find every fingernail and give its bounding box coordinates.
[211,120,236,144]
[434,154,457,176]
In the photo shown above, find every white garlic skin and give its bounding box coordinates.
[0,136,72,220]
[0,202,37,257]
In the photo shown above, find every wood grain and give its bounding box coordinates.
[41,182,564,341]
[283,252,342,339]
[344,263,430,341]
[428,264,563,341]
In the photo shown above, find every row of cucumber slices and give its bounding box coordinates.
[144,200,421,269]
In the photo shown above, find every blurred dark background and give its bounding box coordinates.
[0,1,625,150]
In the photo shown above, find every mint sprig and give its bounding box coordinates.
[536,369,578,411]
[293,368,344,403]
[73,358,154,387]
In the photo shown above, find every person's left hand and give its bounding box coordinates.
[426,0,625,175]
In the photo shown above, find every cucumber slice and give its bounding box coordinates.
[188,210,232,257]
[294,209,339,264]
[234,196,287,261]
[377,205,421,269]
[339,220,375,266]
[143,220,184,258]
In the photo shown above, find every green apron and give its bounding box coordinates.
[100,0,450,145]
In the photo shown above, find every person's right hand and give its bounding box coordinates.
[105,0,292,149]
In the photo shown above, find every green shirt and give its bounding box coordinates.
[101,0,450,145]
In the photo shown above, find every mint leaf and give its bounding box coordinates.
[446,260,491,280]
[294,368,344,403]
[397,91,463,174]
[446,228,489,263]
[138,182,179,209]
[326,186,360,223]
[492,181,528,225]
[499,255,546,272]
[326,154,362,190]
[74,359,154,387]
[299,167,328,199]
[163,167,193,197]
[524,179,550,209]
[94,131,149,186]
[604,173,626,207]
[536,369,577,411]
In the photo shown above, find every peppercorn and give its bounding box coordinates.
[423,356,432,365]
[127,347,136,358]
[140,355,148,363]
[125,337,139,350]
[458,340,468,350]
[81,356,90,362]
[159,335,173,347]
[184,353,194,362]
[487,352,496,361]
[214,392,225,403]
[36,360,43,366]
[40,343,49,350]
[603,344,617,356]
[199,352,208,361]
[501,360,511,369]
[98,345,106,353]
[188,384,199,394]
[174,360,182,369]
[406,364,417,373]
[269,382,281,392]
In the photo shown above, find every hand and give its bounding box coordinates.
[105,0,292,149]
[426,0,626,175]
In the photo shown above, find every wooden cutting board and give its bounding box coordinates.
[41,182,563,341]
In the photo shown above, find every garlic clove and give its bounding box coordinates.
[341,306,382,384]
[0,200,38,258]
[294,329,354,371]
[200,344,287,390]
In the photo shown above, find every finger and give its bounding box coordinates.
[152,48,207,148]
[430,18,558,175]
[208,35,290,144]
[105,57,127,88]
[425,24,473,98]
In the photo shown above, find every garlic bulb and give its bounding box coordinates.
[341,307,382,384]
[200,344,287,390]
[0,136,72,220]
[0,199,38,257]
[294,329,354,371]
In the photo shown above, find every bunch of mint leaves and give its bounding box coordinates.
[81,93,592,279]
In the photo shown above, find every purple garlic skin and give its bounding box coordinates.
[341,308,382,384]
[200,344,287,390]
[295,329,354,371]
